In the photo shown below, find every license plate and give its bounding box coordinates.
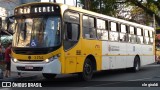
[25,66,33,70]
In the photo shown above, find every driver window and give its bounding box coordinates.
[63,11,80,50]
[65,22,79,41]
[64,22,79,50]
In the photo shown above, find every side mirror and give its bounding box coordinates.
[7,16,15,35]
[9,23,16,34]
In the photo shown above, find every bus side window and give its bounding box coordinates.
[64,22,79,41]
[64,23,71,40]
[97,19,108,40]
[149,31,153,44]
[129,26,136,43]
[63,11,80,50]
[64,22,80,50]
[83,16,96,39]
[144,30,149,44]
[109,22,118,41]
[120,24,127,42]
[137,28,143,44]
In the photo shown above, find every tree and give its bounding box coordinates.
[129,6,153,25]
[79,0,160,27]
[126,0,160,26]
[79,0,119,16]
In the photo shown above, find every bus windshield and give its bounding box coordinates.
[13,17,61,48]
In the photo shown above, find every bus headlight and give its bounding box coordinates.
[45,57,55,63]
[44,54,60,63]
[13,58,18,63]
[45,59,49,63]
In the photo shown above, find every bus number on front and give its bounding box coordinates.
[34,56,44,60]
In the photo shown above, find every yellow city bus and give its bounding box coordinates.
[11,2,155,80]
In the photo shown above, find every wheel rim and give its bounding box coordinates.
[84,63,92,76]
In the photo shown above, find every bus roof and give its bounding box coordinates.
[66,5,154,31]
[15,2,154,31]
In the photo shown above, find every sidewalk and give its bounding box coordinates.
[0,72,38,81]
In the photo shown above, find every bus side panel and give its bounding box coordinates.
[102,41,155,70]
[126,56,135,67]
[102,41,110,70]
[114,42,127,69]
[102,41,127,70]
[126,43,138,68]
[81,39,102,71]
[64,40,82,74]
[141,45,155,65]
[76,57,85,72]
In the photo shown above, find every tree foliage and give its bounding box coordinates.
[79,0,119,16]
[80,0,160,26]
[126,0,160,26]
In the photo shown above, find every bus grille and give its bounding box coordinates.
[18,60,44,62]
[12,46,60,55]
[17,66,43,71]
[13,49,49,55]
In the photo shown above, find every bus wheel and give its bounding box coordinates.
[42,73,56,80]
[79,58,93,81]
[132,56,140,72]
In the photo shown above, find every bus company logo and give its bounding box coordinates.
[2,82,11,87]
[28,56,31,60]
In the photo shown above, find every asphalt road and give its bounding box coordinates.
[1,63,160,90]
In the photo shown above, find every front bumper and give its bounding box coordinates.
[11,58,61,74]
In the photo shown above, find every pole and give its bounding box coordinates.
[153,14,156,29]
[64,0,66,4]
[76,0,77,7]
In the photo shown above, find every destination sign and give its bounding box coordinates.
[14,4,60,15]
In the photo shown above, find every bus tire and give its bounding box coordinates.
[132,56,140,72]
[42,73,56,80]
[79,58,93,81]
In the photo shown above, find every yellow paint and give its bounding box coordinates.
[64,39,82,73]
[156,49,160,62]
[156,50,160,55]
[76,57,85,72]
[102,54,154,56]
[65,57,77,73]
[11,48,61,60]
[63,38,102,73]
[81,39,102,71]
